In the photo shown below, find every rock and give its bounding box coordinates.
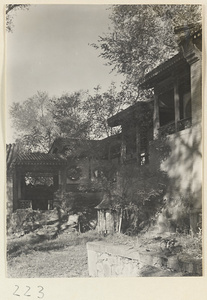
[67,214,79,226]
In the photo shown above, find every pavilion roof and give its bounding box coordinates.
[95,194,111,210]
[6,144,18,170]
[14,152,66,166]
[49,135,122,159]
[140,53,188,89]
[140,23,202,89]
[107,100,153,127]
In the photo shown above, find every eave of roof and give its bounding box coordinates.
[107,100,153,127]
[49,135,122,158]
[95,195,111,209]
[6,144,17,169]
[14,152,67,166]
[141,23,202,90]
[174,22,202,44]
[140,53,189,89]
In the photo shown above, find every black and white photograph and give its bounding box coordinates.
[5,4,202,279]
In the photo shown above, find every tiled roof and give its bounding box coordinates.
[174,22,202,44]
[95,194,121,210]
[140,53,187,89]
[6,144,17,170]
[95,194,111,209]
[141,23,202,89]
[49,135,122,159]
[108,100,153,127]
[15,152,66,165]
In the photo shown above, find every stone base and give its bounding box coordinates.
[87,241,202,277]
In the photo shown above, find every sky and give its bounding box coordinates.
[6,5,125,142]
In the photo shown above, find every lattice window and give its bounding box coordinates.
[19,200,32,209]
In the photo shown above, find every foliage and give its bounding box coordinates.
[108,165,167,233]
[10,91,59,152]
[93,5,201,90]
[6,4,30,32]
[54,190,75,212]
[10,85,134,151]
[50,91,91,139]
[93,160,167,234]
[83,83,133,138]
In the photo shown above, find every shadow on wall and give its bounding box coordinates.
[158,121,202,233]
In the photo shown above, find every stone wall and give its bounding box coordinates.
[114,124,202,233]
[87,241,202,277]
[87,242,141,277]
[149,125,202,232]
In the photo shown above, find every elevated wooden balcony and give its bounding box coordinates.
[159,117,192,138]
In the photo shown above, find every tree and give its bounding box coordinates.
[6,4,30,32]
[9,84,141,152]
[92,5,201,90]
[50,91,91,139]
[11,87,127,152]
[10,91,59,152]
[83,83,133,139]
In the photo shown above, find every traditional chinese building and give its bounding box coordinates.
[6,135,121,215]
[6,146,67,214]
[100,23,202,233]
[7,23,202,234]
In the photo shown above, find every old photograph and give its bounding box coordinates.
[6,4,202,278]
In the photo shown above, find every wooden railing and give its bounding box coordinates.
[178,117,192,131]
[18,200,32,209]
[159,117,192,138]
[18,199,54,210]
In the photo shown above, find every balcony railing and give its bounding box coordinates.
[18,199,54,210]
[18,200,32,209]
[178,117,192,131]
[159,117,192,138]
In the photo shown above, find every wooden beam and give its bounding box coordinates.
[174,78,180,132]
[120,126,127,163]
[135,123,141,164]
[153,92,160,139]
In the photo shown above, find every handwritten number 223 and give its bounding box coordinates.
[13,285,44,298]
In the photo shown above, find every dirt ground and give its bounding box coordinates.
[7,231,98,278]
[7,244,88,278]
[7,230,202,278]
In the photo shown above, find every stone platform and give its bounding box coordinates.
[87,241,202,277]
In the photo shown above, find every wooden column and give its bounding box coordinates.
[21,174,26,200]
[53,174,58,189]
[135,123,141,164]
[88,158,92,181]
[153,92,160,139]
[62,168,67,192]
[13,170,18,211]
[17,171,21,200]
[187,53,202,126]
[108,145,111,161]
[174,78,180,132]
[120,126,126,163]
[58,169,66,193]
